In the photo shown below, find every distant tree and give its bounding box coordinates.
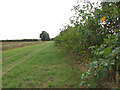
[50,38,54,41]
[40,31,50,41]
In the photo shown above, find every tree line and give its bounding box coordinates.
[2,39,39,42]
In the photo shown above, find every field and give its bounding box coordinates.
[2,41,45,51]
[2,41,83,88]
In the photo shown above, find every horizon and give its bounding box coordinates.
[0,0,77,40]
[0,0,98,40]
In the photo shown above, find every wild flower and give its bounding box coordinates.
[101,17,106,22]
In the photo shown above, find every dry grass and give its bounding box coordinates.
[2,41,49,51]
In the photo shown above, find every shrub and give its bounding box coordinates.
[55,0,120,88]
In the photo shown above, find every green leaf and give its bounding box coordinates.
[79,81,85,87]
[103,62,108,66]
[99,65,103,71]
[113,28,119,33]
[103,47,111,56]
[105,54,111,59]
[99,58,105,61]
[116,55,120,60]
[99,51,104,55]
[89,46,95,49]
[112,48,120,56]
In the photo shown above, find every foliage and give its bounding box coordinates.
[55,0,120,88]
[50,38,54,41]
[40,31,50,41]
[80,33,120,88]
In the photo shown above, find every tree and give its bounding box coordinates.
[40,31,50,41]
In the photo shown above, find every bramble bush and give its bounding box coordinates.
[55,0,120,88]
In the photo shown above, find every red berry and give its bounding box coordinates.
[81,42,83,45]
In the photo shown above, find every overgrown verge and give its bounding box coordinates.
[55,0,120,88]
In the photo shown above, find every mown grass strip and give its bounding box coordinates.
[2,41,49,58]
[2,45,50,75]
[2,41,45,51]
[2,41,81,88]
[2,42,53,74]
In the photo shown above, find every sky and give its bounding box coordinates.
[0,0,98,40]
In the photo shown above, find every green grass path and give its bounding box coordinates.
[2,41,81,88]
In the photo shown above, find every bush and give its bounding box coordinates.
[55,1,120,88]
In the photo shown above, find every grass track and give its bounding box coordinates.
[2,41,81,88]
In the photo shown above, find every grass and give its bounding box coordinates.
[2,41,44,51]
[2,41,82,88]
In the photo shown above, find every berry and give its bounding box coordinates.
[81,42,83,45]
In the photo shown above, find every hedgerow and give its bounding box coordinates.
[55,1,120,88]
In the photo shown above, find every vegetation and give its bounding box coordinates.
[2,41,44,51]
[40,31,50,41]
[55,1,120,88]
[2,39,39,42]
[2,41,83,88]
[1,0,120,88]
[50,38,54,41]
